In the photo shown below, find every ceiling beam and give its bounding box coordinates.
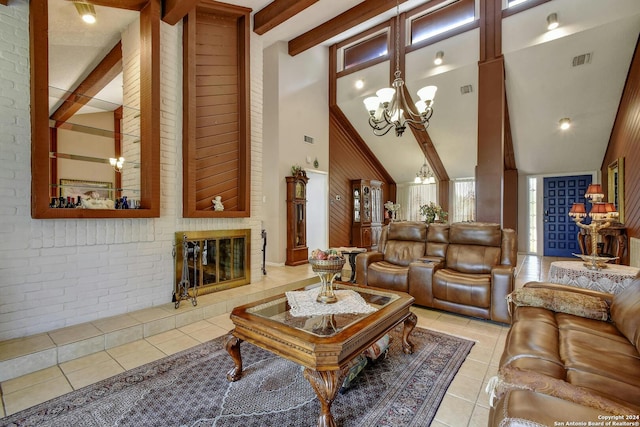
[288,0,408,56]
[0,1,8,6]
[162,0,197,25]
[50,41,123,125]
[254,0,319,36]
[85,0,149,11]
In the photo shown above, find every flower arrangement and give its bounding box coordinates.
[291,164,305,176]
[384,201,401,222]
[419,202,448,224]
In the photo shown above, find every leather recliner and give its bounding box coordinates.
[356,221,516,324]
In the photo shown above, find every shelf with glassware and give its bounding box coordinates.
[47,88,144,212]
[286,171,309,266]
[568,183,623,270]
[351,179,382,250]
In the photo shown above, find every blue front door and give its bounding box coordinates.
[543,175,591,257]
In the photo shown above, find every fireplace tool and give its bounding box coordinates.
[175,235,198,309]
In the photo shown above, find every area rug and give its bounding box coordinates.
[0,326,474,427]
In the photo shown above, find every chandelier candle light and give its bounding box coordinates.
[363,0,437,137]
[568,184,619,270]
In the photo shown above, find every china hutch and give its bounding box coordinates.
[286,172,309,265]
[351,179,383,250]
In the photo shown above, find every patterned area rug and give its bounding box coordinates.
[0,326,474,427]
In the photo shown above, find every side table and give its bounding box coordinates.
[577,223,627,264]
[332,247,366,282]
[548,260,639,294]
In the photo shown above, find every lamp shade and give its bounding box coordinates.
[589,202,608,220]
[585,184,604,201]
[568,202,587,220]
[363,97,380,114]
[417,86,437,102]
[376,87,395,105]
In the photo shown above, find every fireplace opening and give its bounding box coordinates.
[174,229,251,299]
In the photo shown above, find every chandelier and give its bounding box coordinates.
[414,158,436,184]
[363,0,437,137]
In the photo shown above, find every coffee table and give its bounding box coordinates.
[224,282,416,427]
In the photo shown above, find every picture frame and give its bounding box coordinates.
[607,157,624,223]
[59,179,113,200]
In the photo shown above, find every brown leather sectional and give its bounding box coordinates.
[488,280,640,426]
[355,221,517,323]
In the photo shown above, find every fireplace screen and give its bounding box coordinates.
[175,229,251,298]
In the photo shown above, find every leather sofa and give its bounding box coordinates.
[355,221,517,323]
[488,279,640,426]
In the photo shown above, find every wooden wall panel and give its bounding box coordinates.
[194,13,240,211]
[329,106,396,247]
[601,35,640,265]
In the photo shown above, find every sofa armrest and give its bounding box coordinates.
[355,251,384,286]
[408,261,443,306]
[491,265,515,323]
[523,281,614,306]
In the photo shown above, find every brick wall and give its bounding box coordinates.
[0,2,264,341]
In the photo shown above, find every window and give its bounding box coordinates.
[343,32,389,70]
[528,177,537,253]
[410,0,475,45]
[396,183,437,221]
[451,179,475,223]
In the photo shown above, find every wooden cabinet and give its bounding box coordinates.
[351,179,383,250]
[286,172,309,265]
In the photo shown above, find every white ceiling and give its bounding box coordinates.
[49,0,640,183]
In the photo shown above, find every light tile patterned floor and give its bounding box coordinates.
[0,254,563,425]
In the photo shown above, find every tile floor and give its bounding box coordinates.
[0,254,566,426]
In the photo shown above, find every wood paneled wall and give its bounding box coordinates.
[329,106,396,247]
[602,35,640,265]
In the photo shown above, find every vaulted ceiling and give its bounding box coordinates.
[51,0,640,184]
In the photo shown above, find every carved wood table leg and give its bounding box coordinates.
[303,367,348,427]
[225,334,243,382]
[402,312,417,354]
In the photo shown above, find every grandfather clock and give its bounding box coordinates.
[286,171,309,265]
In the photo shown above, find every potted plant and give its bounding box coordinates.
[419,202,448,224]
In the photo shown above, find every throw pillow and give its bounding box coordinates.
[507,287,609,321]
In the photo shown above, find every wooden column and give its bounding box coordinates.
[476,0,514,226]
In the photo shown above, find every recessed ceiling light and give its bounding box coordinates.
[355,80,364,89]
[559,117,571,130]
[434,51,444,65]
[546,13,558,31]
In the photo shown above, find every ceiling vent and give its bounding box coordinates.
[572,53,593,67]
[460,84,473,95]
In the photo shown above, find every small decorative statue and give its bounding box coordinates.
[212,196,224,211]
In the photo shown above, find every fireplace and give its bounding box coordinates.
[174,229,251,298]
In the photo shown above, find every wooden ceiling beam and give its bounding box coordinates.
[254,0,319,35]
[288,0,408,56]
[85,0,149,11]
[162,0,197,25]
[50,41,123,125]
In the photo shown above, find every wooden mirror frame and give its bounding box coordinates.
[608,157,625,223]
[30,0,160,219]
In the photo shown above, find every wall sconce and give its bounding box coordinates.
[109,157,125,172]
[546,13,558,30]
[434,51,444,65]
[559,117,571,130]
[74,2,97,24]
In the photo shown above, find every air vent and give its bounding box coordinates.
[572,53,592,67]
[304,135,314,144]
[460,84,473,95]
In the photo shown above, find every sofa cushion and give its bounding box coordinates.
[449,222,501,246]
[426,224,449,258]
[384,240,426,266]
[507,287,609,321]
[610,279,640,353]
[433,269,491,308]
[445,244,500,274]
[368,261,409,292]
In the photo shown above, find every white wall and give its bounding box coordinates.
[0,2,265,341]
[262,41,330,264]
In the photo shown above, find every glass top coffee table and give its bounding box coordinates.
[224,282,416,427]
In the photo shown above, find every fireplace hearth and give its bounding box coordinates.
[174,230,251,300]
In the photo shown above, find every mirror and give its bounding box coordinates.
[608,157,625,223]
[30,0,160,218]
